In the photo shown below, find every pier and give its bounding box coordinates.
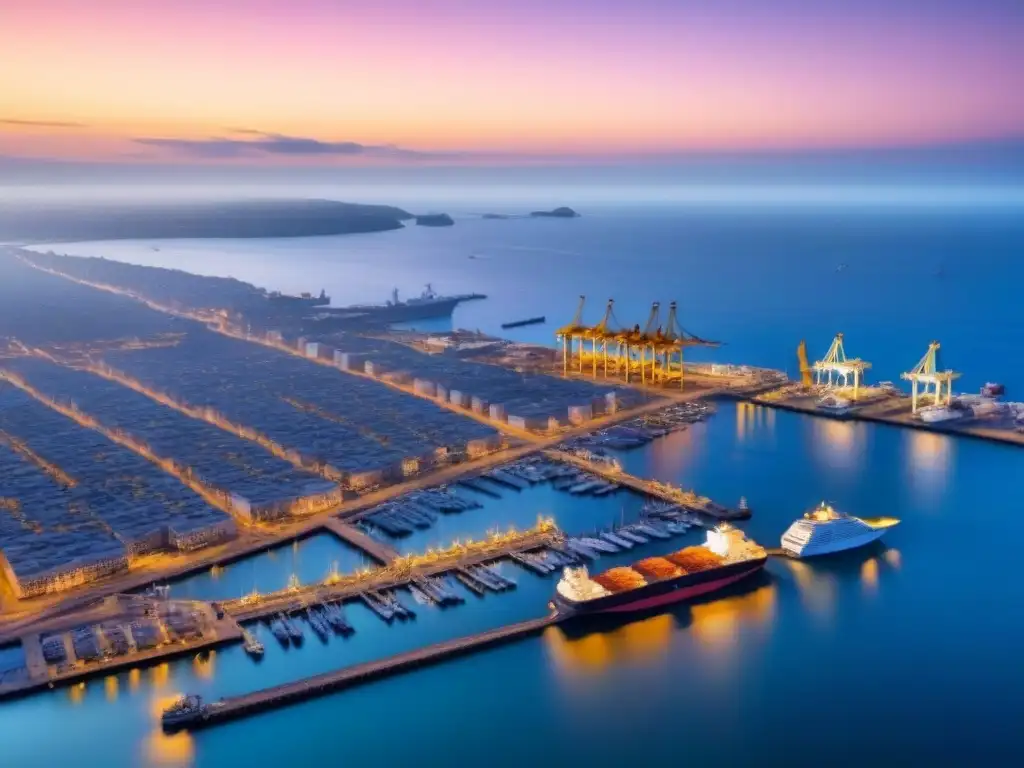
[322,517,400,563]
[544,448,742,520]
[223,521,562,622]
[176,614,560,730]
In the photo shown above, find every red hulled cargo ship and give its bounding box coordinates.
[552,524,767,616]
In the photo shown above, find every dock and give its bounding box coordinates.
[321,517,400,564]
[175,614,559,730]
[544,449,743,520]
[223,522,562,622]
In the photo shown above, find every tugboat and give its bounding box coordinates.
[161,694,206,731]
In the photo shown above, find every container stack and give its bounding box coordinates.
[592,567,647,593]
[665,546,724,572]
[632,557,682,581]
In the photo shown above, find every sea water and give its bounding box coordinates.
[4,202,1024,765]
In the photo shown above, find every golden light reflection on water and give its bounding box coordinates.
[648,428,700,480]
[544,613,675,676]
[149,662,169,690]
[905,431,952,503]
[735,402,775,443]
[192,650,215,680]
[689,583,777,652]
[67,681,86,705]
[811,418,865,470]
[104,674,119,702]
[884,549,903,569]
[784,559,837,616]
[129,668,141,691]
[143,731,195,768]
[860,558,879,594]
[146,693,195,767]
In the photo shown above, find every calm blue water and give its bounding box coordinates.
[5,203,1024,765]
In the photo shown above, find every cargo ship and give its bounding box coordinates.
[780,501,899,558]
[552,524,767,615]
[266,289,330,307]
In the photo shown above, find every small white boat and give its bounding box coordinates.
[781,501,900,558]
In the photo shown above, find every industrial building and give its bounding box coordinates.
[102,330,502,488]
[1,357,342,520]
[311,331,643,430]
[0,386,236,598]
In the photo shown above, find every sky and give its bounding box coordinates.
[2,0,1024,165]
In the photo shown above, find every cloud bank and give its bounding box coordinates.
[134,131,462,160]
[1,118,85,129]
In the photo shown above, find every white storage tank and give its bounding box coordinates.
[488,403,507,422]
[471,396,488,414]
[604,391,619,413]
[435,384,449,402]
[364,360,380,377]
[449,390,469,407]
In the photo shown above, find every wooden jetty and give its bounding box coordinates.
[174,615,560,730]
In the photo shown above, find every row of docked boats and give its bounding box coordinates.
[409,575,465,606]
[362,487,482,536]
[563,517,697,560]
[265,601,355,647]
[360,590,415,622]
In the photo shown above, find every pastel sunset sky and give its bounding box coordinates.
[2,0,1023,164]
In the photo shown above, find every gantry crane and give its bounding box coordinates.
[555,295,588,374]
[813,333,871,400]
[901,341,959,413]
[797,340,813,388]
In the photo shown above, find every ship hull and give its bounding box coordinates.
[554,557,766,616]
[781,526,887,558]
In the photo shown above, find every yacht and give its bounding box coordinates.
[781,502,900,558]
[161,694,205,729]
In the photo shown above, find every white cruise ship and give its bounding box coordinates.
[781,502,899,558]
[817,394,853,415]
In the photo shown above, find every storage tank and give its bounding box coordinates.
[449,390,469,407]
[435,384,449,402]
[604,392,618,413]
[364,360,380,377]
[488,403,507,422]
[471,396,488,414]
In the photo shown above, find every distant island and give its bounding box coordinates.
[479,207,580,220]
[529,207,580,218]
[0,199,413,242]
[415,213,455,227]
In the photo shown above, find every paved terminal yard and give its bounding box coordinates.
[0,357,341,521]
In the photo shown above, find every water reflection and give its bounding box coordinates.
[192,650,215,680]
[860,558,879,595]
[810,418,866,472]
[735,402,776,443]
[129,668,141,691]
[544,613,676,676]
[884,548,903,569]
[905,431,953,504]
[104,674,119,702]
[648,427,700,479]
[783,559,838,617]
[688,582,777,653]
[149,662,170,690]
[145,694,195,767]
[67,681,86,705]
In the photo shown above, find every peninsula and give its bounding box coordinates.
[0,199,413,242]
